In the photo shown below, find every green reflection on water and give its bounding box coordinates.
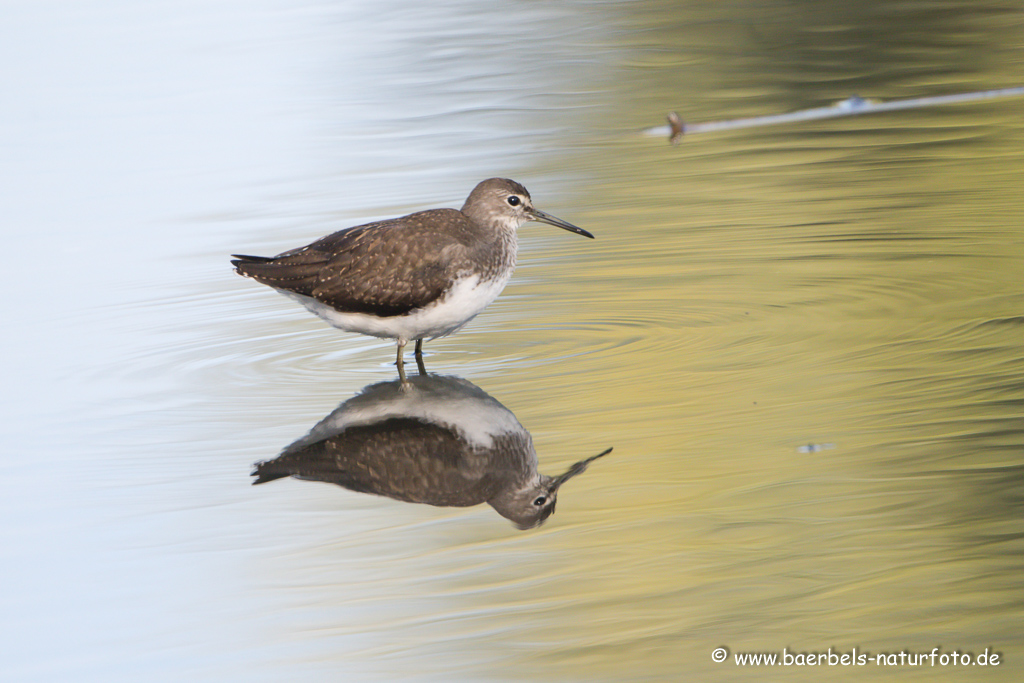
[371,3,1024,681]
[214,3,1024,680]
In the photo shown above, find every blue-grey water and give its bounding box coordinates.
[2,1,1023,681]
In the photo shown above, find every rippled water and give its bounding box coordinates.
[3,1,1023,681]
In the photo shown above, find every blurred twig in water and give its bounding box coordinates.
[649,87,1024,144]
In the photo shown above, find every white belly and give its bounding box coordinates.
[277,271,512,342]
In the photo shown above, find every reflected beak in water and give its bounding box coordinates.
[551,447,613,492]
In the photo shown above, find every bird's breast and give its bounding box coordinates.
[278,268,512,342]
[422,269,512,337]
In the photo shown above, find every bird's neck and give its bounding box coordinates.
[469,229,515,283]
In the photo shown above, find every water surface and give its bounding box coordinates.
[2,1,1022,681]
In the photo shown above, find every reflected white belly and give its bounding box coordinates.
[277,272,511,342]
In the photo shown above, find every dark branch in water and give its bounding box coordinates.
[650,87,1024,144]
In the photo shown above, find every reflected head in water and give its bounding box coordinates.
[252,375,611,529]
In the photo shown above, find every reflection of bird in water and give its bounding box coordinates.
[253,375,611,529]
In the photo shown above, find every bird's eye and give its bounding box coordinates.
[507,196,521,206]
[532,496,547,506]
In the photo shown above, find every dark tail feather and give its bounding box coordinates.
[251,461,292,485]
[231,253,275,267]
[231,251,323,295]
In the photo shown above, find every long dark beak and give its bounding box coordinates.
[551,447,613,491]
[529,208,594,239]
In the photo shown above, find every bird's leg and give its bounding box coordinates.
[414,339,426,376]
[396,340,409,386]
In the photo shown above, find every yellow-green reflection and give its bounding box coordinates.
[275,5,1024,682]
[205,3,1024,681]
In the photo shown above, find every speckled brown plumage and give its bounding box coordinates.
[231,178,593,382]
[253,416,529,507]
[232,208,511,317]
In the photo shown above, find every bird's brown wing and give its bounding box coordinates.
[251,417,502,507]
[232,210,473,317]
